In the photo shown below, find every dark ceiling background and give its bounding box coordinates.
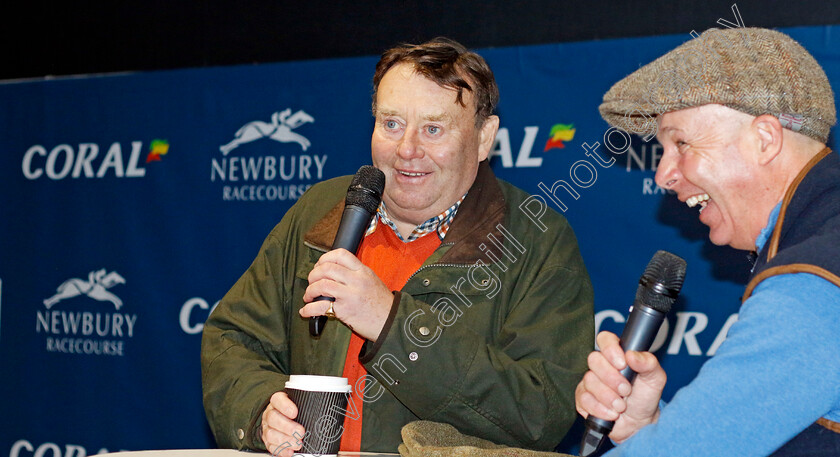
[5,0,840,81]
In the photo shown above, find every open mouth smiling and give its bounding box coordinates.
[686,193,710,213]
[397,170,430,177]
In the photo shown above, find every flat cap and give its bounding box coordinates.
[600,28,836,143]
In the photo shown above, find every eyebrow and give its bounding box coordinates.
[424,113,452,123]
[375,109,400,118]
[657,126,680,136]
[375,109,452,123]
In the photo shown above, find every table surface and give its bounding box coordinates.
[101,450,399,456]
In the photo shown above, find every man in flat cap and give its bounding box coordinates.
[575,28,840,456]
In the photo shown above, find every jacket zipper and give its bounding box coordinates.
[303,240,329,253]
[405,262,472,283]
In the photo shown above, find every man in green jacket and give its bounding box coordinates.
[201,37,594,455]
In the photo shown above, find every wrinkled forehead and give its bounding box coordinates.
[377,64,477,120]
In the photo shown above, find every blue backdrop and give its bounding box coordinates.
[2,25,838,456]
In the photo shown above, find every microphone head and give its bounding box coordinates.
[346,165,386,214]
[636,250,687,313]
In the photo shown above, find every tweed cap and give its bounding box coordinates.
[600,28,836,143]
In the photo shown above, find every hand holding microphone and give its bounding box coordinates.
[303,165,386,338]
[577,250,686,456]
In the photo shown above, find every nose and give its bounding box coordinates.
[396,128,422,160]
[655,149,681,189]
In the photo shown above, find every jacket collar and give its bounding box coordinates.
[762,146,833,262]
[303,160,507,264]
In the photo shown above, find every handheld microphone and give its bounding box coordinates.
[580,250,687,457]
[309,165,386,337]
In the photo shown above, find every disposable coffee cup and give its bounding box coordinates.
[284,375,352,457]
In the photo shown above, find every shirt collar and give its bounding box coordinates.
[366,193,468,242]
[755,201,783,253]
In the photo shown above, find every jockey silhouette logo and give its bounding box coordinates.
[220,109,314,155]
[44,269,126,310]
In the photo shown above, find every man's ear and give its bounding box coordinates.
[752,114,784,166]
[477,115,500,161]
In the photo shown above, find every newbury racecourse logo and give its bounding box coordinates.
[43,269,125,310]
[220,109,314,154]
[211,107,328,202]
[36,268,137,357]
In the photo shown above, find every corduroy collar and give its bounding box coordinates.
[303,160,507,264]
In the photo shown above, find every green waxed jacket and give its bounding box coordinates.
[201,161,594,453]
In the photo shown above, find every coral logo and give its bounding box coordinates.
[43,269,126,310]
[10,439,127,457]
[491,122,577,168]
[22,140,166,180]
[220,109,314,155]
[146,139,169,163]
[544,123,576,151]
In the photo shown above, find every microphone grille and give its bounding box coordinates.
[346,165,386,214]
[636,250,687,313]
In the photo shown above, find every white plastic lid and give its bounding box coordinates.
[285,375,351,393]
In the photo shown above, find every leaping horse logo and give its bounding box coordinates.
[44,269,126,310]
[220,109,314,155]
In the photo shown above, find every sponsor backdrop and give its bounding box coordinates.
[1,25,838,456]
